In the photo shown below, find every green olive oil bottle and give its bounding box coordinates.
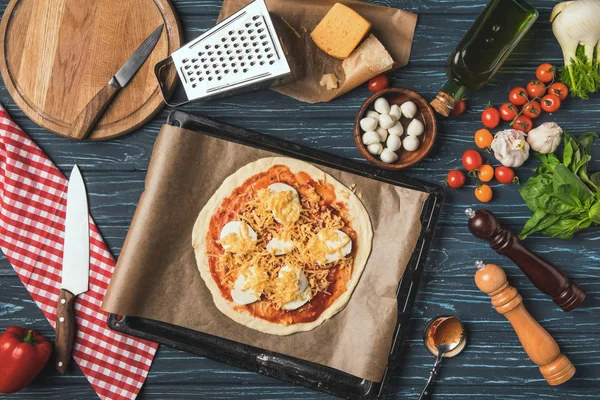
[431,0,538,116]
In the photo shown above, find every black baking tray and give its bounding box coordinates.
[108,110,444,399]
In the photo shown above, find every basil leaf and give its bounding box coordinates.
[590,201,600,224]
[541,217,592,240]
[591,172,600,188]
[519,209,556,239]
[534,152,560,174]
[519,173,553,212]
[578,132,599,156]
[562,132,576,170]
[553,165,594,204]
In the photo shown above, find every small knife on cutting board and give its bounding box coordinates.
[55,165,90,374]
[70,24,164,141]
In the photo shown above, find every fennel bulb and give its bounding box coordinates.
[551,0,600,99]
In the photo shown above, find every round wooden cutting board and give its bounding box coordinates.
[0,0,181,140]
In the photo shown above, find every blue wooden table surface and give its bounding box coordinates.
[1,0,599,399]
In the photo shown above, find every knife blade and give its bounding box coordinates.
[70,24,164,140]
[56,164,90,374]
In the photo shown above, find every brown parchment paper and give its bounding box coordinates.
[102,125,429,382]
[218,0,418,103]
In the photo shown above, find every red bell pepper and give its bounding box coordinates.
[0,326,52,394]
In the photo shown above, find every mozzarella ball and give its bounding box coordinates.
[407,119,425,136]
[388,122,403,136]
[386,134,402,152]
[362,130,380,145]
[401,101,418,119]
[359,117,378,131]
[379,114,395,129]
[375,126,388,142]
[380,148,399,163]
[389,104,402,120]
[366,110,380,119]
[403,135,420,151]
[374,97,390,114]
[367,143,383,155]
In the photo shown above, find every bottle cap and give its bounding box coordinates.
[430,92,454,116]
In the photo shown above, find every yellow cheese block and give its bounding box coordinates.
[310,3,372,59]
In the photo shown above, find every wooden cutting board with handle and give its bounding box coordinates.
[0,0,182,140]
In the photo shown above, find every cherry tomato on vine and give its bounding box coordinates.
[522,100,542,119]
[451,99,467,116]
[446,170,466,189]
[474,129,493,149]
[548,82,569,101]
[368,74,389,92]
[462,149,483,171]
[481,106,500,129]
[477,165,494,182]
[495,166,518,184]
[536,63,555,83]
[499,103,518,121]
[526,80,546,98]
[541,94,561,113]
[475,184,493,203]
[513,115,533,133]
[509,87,529,106]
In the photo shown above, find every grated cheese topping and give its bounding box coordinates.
[213,183,354,311]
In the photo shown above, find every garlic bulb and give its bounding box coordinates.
[491,129,530,167]
[526,122,563,154]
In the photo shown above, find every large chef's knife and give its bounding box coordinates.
[56,165,90,374]
[70,24,164,140]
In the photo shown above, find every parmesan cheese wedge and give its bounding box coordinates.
[231,266,264,305]
[219,221,257,252]
[277,265,312,311]
[266,236,295,255]
[318,229,352,264]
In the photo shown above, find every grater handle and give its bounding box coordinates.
[70,80,120,140]
[154,56,190,107]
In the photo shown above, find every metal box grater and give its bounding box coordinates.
[154,0,292,106]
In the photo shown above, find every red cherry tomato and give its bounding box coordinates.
[481,106,500,129]
[548,82,569,101]
[450,99,466,116]
[541,94,561,113]
[368,74,389,92]
[495,166,518,184]
[522,100,542,119]
[446,170,466,189]
[474,184,493,203]
[509,87,529,106]
[536,63,555,83]
[512,115,533,133]
[462,149,483,171]
[526,80,546,98]
[499,103,518,121]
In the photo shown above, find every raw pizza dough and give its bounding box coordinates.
[192,157,373,335]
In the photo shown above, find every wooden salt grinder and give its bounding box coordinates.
[475,262,576,386]
[466,208,585,311]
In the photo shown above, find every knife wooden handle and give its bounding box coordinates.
[70,81,119,140]
[55,289,77,374]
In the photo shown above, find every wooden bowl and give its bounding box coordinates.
[354,88,437,170]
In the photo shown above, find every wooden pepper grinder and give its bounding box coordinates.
[466,208,585,311]
[475,261,576,385]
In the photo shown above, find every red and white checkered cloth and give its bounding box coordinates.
[0,105,157,399]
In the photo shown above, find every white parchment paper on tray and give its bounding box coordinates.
[102,124,429,382]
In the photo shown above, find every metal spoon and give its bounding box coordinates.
[418,316,465,400]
